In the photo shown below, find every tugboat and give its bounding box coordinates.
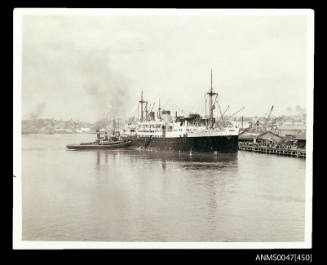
[66,129,133,150]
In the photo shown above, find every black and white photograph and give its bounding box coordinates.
[13,8,314,249]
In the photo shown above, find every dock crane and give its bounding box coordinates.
[215,97,229,126]
[263,105,274,130]
[252,105,274,132]
[266,105,274,120]
[220,105,230,121]
[227,107,245,119]
[216,103,230,127]
[225,106,245,121]
[216,98,222,120]
[223,106,245,127]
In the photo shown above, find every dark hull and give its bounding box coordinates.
[66,141,133,150]
[132,135,238,153]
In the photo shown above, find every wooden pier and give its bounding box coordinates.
[238,143,306,158]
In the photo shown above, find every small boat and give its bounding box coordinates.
[66,140,133,150]
[66,129,134,150]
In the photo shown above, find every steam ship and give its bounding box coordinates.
[123,71,239,153]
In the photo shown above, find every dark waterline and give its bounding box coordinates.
[22,134,306,242]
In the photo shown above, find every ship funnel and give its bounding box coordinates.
[162,110,171,123]
[149,112,155,121]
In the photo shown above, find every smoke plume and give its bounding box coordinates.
[81,49,132,120]
[28,102,46,120]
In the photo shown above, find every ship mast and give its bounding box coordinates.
[145,102,148,121]
[158,98,161,120]
[139,89,147,122]
[207,69,218,128]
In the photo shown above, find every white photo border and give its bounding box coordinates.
[13,8,314,249]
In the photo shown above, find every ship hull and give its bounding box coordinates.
[132,135,239,153]
[66,141,133,150]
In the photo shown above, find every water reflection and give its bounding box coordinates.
[140,150,238,163]
[136,150,238,172]
[161,159,166,171]
[207,174,218,233]
[96,151,100,166]
[105,151,108,164]
[93,150,238,171]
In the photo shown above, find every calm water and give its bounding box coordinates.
[22,134,306,242]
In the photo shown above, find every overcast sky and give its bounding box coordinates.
[21,13,310,122]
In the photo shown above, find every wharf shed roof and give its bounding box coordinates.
[239,130,283,141]
[239,134,257,140]
[257,131,284,140]
[239,132,261,139]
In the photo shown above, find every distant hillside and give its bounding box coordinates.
[22,119,94,134]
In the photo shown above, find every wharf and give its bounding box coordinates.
[238,143,306,158]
